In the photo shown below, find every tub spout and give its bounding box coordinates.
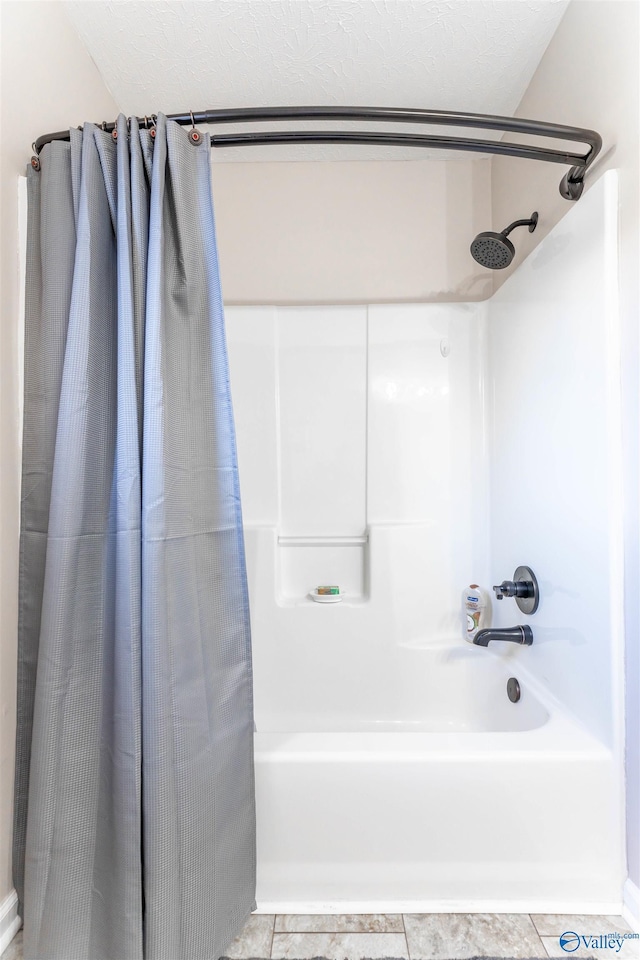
[473,625,533,647]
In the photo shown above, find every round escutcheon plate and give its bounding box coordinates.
[513,565,539,615]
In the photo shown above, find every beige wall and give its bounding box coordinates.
[0,0,119,906]
[492,0,638,297]
[212,156,492,304]
[491,0,640,890]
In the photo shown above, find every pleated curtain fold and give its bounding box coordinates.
[14,114,256,960]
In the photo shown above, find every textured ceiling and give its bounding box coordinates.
[63,0,569,162]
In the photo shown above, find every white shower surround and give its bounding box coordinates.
[225,173,625,912]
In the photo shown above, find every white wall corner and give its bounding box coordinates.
[624,878,640,932]
[0,889,21,954]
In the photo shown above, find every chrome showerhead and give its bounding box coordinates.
[470,212,538,270]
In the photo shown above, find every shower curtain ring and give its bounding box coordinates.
[188,110,202,145]
[150,114,157,139]
[30,143,40,171]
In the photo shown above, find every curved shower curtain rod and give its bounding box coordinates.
[33,106,602,201]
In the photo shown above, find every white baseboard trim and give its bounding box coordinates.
[256,899,623,916]
[0,889,21,955]
[624,878,640,932]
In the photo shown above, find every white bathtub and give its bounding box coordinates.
[254,649,624,914]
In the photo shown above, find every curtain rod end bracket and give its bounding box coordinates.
[559,168,584,200]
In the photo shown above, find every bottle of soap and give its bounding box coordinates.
[462,585,491,643]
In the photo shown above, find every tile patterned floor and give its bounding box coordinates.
[2,913,638,959]
[223,914,639,960]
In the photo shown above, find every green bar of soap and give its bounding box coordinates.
[317,585,340,595]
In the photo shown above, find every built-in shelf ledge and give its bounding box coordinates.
[277,595,368,608]
[277,535,368,547]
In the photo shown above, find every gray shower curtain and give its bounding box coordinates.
[13,114,256,960]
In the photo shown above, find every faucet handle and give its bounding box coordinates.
[492,566,539,615]
[493,580,529,600]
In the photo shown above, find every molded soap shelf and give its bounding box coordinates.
[310,589,344,603]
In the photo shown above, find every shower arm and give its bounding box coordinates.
[33,106,601,201]
[501,214,539,237]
